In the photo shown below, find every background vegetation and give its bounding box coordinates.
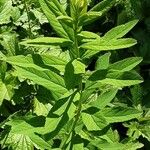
[0,0,150,149]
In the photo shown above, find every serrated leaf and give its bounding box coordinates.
[0,0,12,24]
[1,34,19,56]
[0,80,11,105]
[108,57,142,72]
[32,8,48,24]
[20,37,73,47]
[0,75,16,105]
[6,117,55,149]
[33,97,51,116]
[103,20,138,40]
[5,133,34,150]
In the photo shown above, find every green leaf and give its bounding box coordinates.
[130,85,143,106]
[73,143,84,150]
[79,11,102,26]
[0,80,11,105]
[1,34,19,56]
[89,89,118,109]
[5,117,55,149]
[99,128,120,143]
[108,57,142,72]
[72,59,86,74]
[86,70,143,89]
[81,112,107,131]
[79,0,116,26]
[57,15,73,22]
[90,0,116,12]
[14,66,68,99]
[4,54,68,72]
[39,0,74,40]
[0,0,12,24]
[95,52,111,70]
[33,97,51,116]
[32,8,48,24]
[4,133,34,150]
[64,61,82,90]
[20,37,73,47]
[103,20,138,40]
[98,106,142,123]
[99,78,142,87]
[0,74,16,105]
[81,38,137,58]
[91,140,143,150]
[78,31,100,40]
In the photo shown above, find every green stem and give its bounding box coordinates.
[60,96,82,150]
[23,0,33,39]
[60,9,83,149]
[74,22,80,58]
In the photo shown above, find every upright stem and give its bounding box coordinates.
[23,0,33,39]
[60,19,83,149]
[74,22,80,58]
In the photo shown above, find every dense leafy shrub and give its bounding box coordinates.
[0,0,149,149]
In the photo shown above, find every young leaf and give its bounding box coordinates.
[81,112,107,131]
[79,0,116,26]
[95,52,111,70]
[108,57,142,72]
[81,38,137,58]
[72,59,85,74]
[103,20,138,40]
[78,11,102,26]
[90,0,116,12]
[20,37,73,47]
[78,31,100,40]
[70,0,88,20]
[89,89,118,109]
[39,0,74,40]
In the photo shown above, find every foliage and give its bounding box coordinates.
[0,0,149,149]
